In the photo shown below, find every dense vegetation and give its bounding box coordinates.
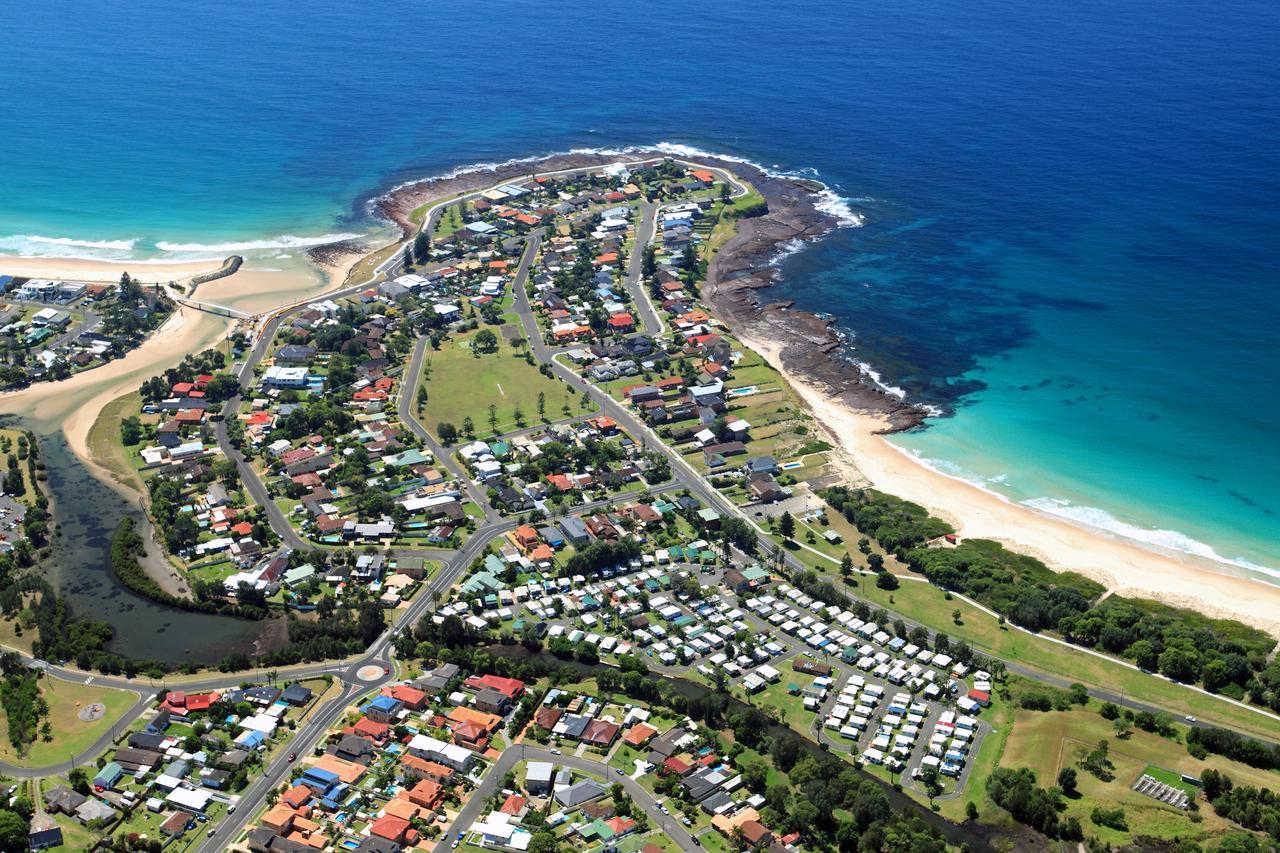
[1187,726,1280,770]
[109,517,267,619]
[823,486,1280,708]
[985,767,1083,840]
[1201,770,1280,842]
[0,651,48,751]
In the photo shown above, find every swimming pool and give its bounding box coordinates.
[781,461,803,470]
[728,386,759,397]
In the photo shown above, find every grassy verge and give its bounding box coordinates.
[843,575,1280,741]
[84,391,145,491]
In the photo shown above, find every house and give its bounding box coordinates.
[464,673,525,702]
[739,819,774,848]
[363,694,402,723]
[581,719,620,748]
[369,815,412,845]
[555,779,607,808]
[263,366,309,388]
[28,814,63,850]
[42,787,86,816]
[526,761,555,796]
[332,734,378,765]
[94,761,124,789]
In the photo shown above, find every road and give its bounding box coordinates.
[7,154,1276,845]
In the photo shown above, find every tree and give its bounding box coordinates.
[473,329,498,353]
[965,801,979,822]
[487,404,499,434]
[537,392,546,421]
[1056,767,1078,796]
[438,422,458,445]
[402,245,414,271]
[778,511,795,541]
[413,230,430,264]
[921,767,943,805]
[0,810,27,851]
[839,553,854,580]
[69,767,91,795]
[876,571,899,590]
[462,416,475,439]
[1113,716,1133,739]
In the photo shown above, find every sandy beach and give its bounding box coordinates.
[0,255,226,284]
[0,254,347,476]
[739,333,1280,637]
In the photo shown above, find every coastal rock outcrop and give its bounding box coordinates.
[377,148,927,432]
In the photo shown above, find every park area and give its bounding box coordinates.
[417,330,582,440]
[0,676,138,767]
[1000,707,1279,846]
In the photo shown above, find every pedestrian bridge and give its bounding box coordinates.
[175,297,252,319]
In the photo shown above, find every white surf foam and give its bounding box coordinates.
[0,234,139,259]
[154,232,363,253]
[852,358,908,399]
[1022,497,1280,579]
[378,140,867,227]
[767,238,810,267]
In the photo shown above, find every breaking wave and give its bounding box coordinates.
[154,232,363,253]
[1022,497,1280,580]
[0,234,138,259]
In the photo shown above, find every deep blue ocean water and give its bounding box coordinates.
[2,0,1277,579]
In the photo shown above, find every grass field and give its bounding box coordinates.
[1001,707,1279,845]
[418,332,580,439]
[84,391,145,491]
[0,615,36,655]
[0,677,138,767]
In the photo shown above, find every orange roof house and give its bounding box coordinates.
[383,797,420,822]
[407,778,444,810]
[513,524,539,550]
[351,717,390,742]
[262,805,296,835]
[448,705,502,733]
[400,755,455,783]
[385,684,428,710]
[464,674,525,700]
[691,169,716,184]
[369,815,411,844]
[623,723,657,747]
[280,785,311,809]
[312,754,367,785]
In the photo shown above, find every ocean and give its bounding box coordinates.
[3,0,1277,581]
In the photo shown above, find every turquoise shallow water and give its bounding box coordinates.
[1,0,1277,585]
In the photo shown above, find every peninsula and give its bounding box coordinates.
[0,152,1277,853]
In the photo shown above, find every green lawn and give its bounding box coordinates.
[84,391,146,492]
[1001,707,1277,846]
[418,333,579,439]
[0,677,138,767]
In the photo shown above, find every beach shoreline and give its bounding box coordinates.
[664,156,1279,630]
[7,148,1279,636]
